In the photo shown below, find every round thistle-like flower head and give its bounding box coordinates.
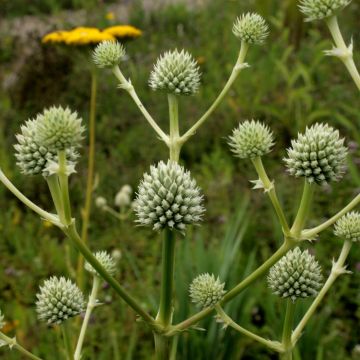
[14,119,79,176]
[95,196,107,209]
[228,120,274,159]
[0,309,5,329]
[232,13,269,45]
[93,41,126,68]
[134,160,205,232]
[85,251,117,277]
[267,248,323,302]
[115,185,133,207]
[149,49,201,96]
[284,123,347,185]
[334,211,360,242]
[34,106,85,151]
[299,0,352,22]
[189,273,226,308]
[36,277,85,325]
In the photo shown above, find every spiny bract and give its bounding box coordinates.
[93,41,126,68]
[134,160,205,232]
[228,120,274,159]
[189,273,226,309]
[36,277,85,325]
[85,251,118,277]
[34,106,85,151]
[149,49,201,96]
[14,118,78,177]
[0,309,4,329]
[334,211,360,242]
[232,13,269,45]
[284,123,347,185]
[299,0,352,22]
[267,248,323,302]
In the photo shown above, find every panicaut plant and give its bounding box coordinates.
[0,5,359,360]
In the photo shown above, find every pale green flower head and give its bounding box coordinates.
[334,211,360,242]
[0,309,5,329]
[228,120,274,159]
[267,248,323,302]
[93,41,126,68]
[14,118,79,177]
[134,160,205,233]
[232,13,269,45]
[34,106,85,151]
[299,0,352,22]
[149,49,201,96]
[284,123,347,185]
[85,251,118,277]
[36,276,85,325]
[189,273,226,309]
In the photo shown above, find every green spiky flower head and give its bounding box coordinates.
[284,123,347,185]
[14,119,79,176]
[232,13,269,45]
[268,248,323,302]
[189,273,226,308]
[0,309,5,329]
[34,106,85,151]
[334,211,360,242]
[228,120,274,159]
[134,160,205,233]
[93,41,126,68]
[36,277,85,325]
[299,0,352,22]
[149,49,201,96]
[85,251,118,277]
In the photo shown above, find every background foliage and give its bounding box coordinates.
[0,0,359,359]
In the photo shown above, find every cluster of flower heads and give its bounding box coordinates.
[134,161,205,233]
[334,211,360,242]
[36,277,85,325]
[189,273,226,308]
[14,106,84,177]
[299,0,352,22]
[85,251,118,277]
[232,13,269,45]
[42,25,142,45]
[268,248,323,302]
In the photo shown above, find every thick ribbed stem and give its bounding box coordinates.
[168,94,181,162]
[58,151,72,226]
[280,300,296,360]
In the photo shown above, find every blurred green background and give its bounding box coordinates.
[0,0,360,359]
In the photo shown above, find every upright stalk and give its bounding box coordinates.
[281,299,296,360]
[168,94,181,162]
[58,151,72,225]
[77,69,98,289]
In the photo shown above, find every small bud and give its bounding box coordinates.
[299,0,352,22]
[93,41,126,68]
[189,273,226,308]
[134,160,205,233]
[0,309,5,330]
[284,123,348,185]
[111,249,122,261]
[228,120,274,159]
[232,13,269,45]
[149,49,201,96]
[85,251,117,277]
[95,196,107,209]
[114,185,133,207]
[267,248,323,302]
[121,184,132,195]
[34,106,85,151]
[36,277,85,325]
[334,211,360,242]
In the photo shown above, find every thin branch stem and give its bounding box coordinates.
[47,175,65,224]
[180,41,249,144]
[58,151,72,225]
[291,240,352,346]
[61,322,73,360]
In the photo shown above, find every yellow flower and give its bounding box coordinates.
[106,12,115,20]
[104,25,142,38]
[64,27,116,45]
[42,31,70,44]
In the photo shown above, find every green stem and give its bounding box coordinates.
[180,41,249,143]
[215,305,284,352]
[168,94,181,162]
[112,66,169,143]
[291,181,314,236]
[326,16,360,91]
[77,69,98,289]
[0,332,43,360]
[61,322,73,360]
[154,333,170,360]
[46,175,65,224]
[58,151,72,225]
[281,299,296,360]
[251,157,290,235]
[74,276,100,360]
[291,240,352,346]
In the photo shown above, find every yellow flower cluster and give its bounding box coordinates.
[42,25,142,45]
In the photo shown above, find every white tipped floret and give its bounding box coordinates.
[85,251,118,277]
[232,13,269,45]
[299,0,352,22]
[334,211,360,242]
[93,41,126,68]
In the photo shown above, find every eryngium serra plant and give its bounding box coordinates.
[36,277,85,325]
[0,4,359,360]
[299,0,352,21]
